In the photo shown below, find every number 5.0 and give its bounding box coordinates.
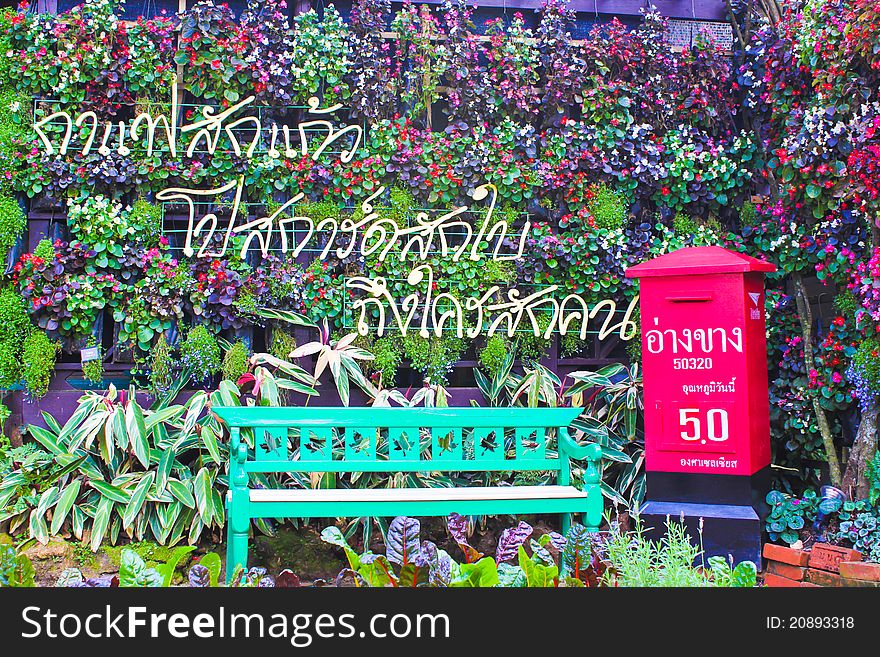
[679,408,729,442]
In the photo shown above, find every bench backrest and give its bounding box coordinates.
[213,406,584,474]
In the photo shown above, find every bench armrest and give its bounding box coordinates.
[228,427,248,492]
[558,431,602,462]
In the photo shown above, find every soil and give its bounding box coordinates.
[13,514,577,585]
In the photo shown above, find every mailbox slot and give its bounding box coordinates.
[665,292,714,303]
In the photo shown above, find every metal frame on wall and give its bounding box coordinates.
[12,0,732,423]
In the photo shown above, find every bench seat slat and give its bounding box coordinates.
[213,406,583,428]
[249,485,587,504]
[243,497,592,521]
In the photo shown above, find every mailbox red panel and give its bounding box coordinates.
[627,247,775,477]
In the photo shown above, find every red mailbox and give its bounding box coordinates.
[627,246,775,475]
[626,246,776,564]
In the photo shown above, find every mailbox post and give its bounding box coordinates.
[626,246,776,565]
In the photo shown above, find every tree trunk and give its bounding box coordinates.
[842,404,879,499]
[793,273,843,486]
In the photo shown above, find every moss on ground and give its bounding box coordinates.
[100,540,179,569]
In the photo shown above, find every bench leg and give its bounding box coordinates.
[226,527,249,583]
[561,512,571,536]
[584,486,603,532]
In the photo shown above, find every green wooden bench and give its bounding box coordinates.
[212,406,604,581]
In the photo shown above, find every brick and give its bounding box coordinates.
[763,543,810,567]
[767,561,807,581]
[841,577,880,588]
[839,561,880,582]
[804,568,843,587]
[764,573,801,588]
[800,582,822,587]
[809,544,862,573]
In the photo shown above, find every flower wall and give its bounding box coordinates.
[0,0,877,496]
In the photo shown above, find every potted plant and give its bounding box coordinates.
[180,324,222,388]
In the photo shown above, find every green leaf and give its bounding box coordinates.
[167,479,196,509]
[198,552,222,587]
[29,508,49,545]
[90,497,114,551]
[201,425,222,465]
[357,554,397,587]
[731,561,757,588]
[450,556,500,587]
[122,472,155,528]
[91,480,131,504]
[518,545,558,587]
[50,480,81,535]
[119,549,161,587]
[497,562,527,587]
[398,562,428,587]
[255,308,317,328]
[27,425,64,455]
[112,406,128,450]
[707,555,732,586]
[321,526,361,570]
[156,448,175,495]
[193,468,213,524]
[562,523,591,581]
[126,401,149,468]
[155,545,196,587]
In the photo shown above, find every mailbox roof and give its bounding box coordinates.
[625,246,776,278]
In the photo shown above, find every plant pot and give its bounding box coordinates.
[164,319,181,349]
[48,217,67,243]
[4,233,26,275]
[227,325,254,351]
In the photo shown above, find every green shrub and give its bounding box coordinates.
[740,201,757,226]
[372,337,401,386]
[149,332,173,396]
[0,287,31,338]
[867,451,880,506]
[403,334,465,385]
[672,211,699,236]
[0,194,25,256]
[81,337,103,385]
[270,328,297,360]
[601,516,710,587]
[0,401,9,438]
[222,340,250,382]
[180,326,221,384]
[0,340,18,388]
[559,333,587,358]
[21,331,59,399]
[516,313,553,365]
[297,200,338,221]
[387,187,416,227]
[587,183,628,230]
[33,238,55,262]
[0,287,31,388]
[479,335,508,375]
[128,199,163,245]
